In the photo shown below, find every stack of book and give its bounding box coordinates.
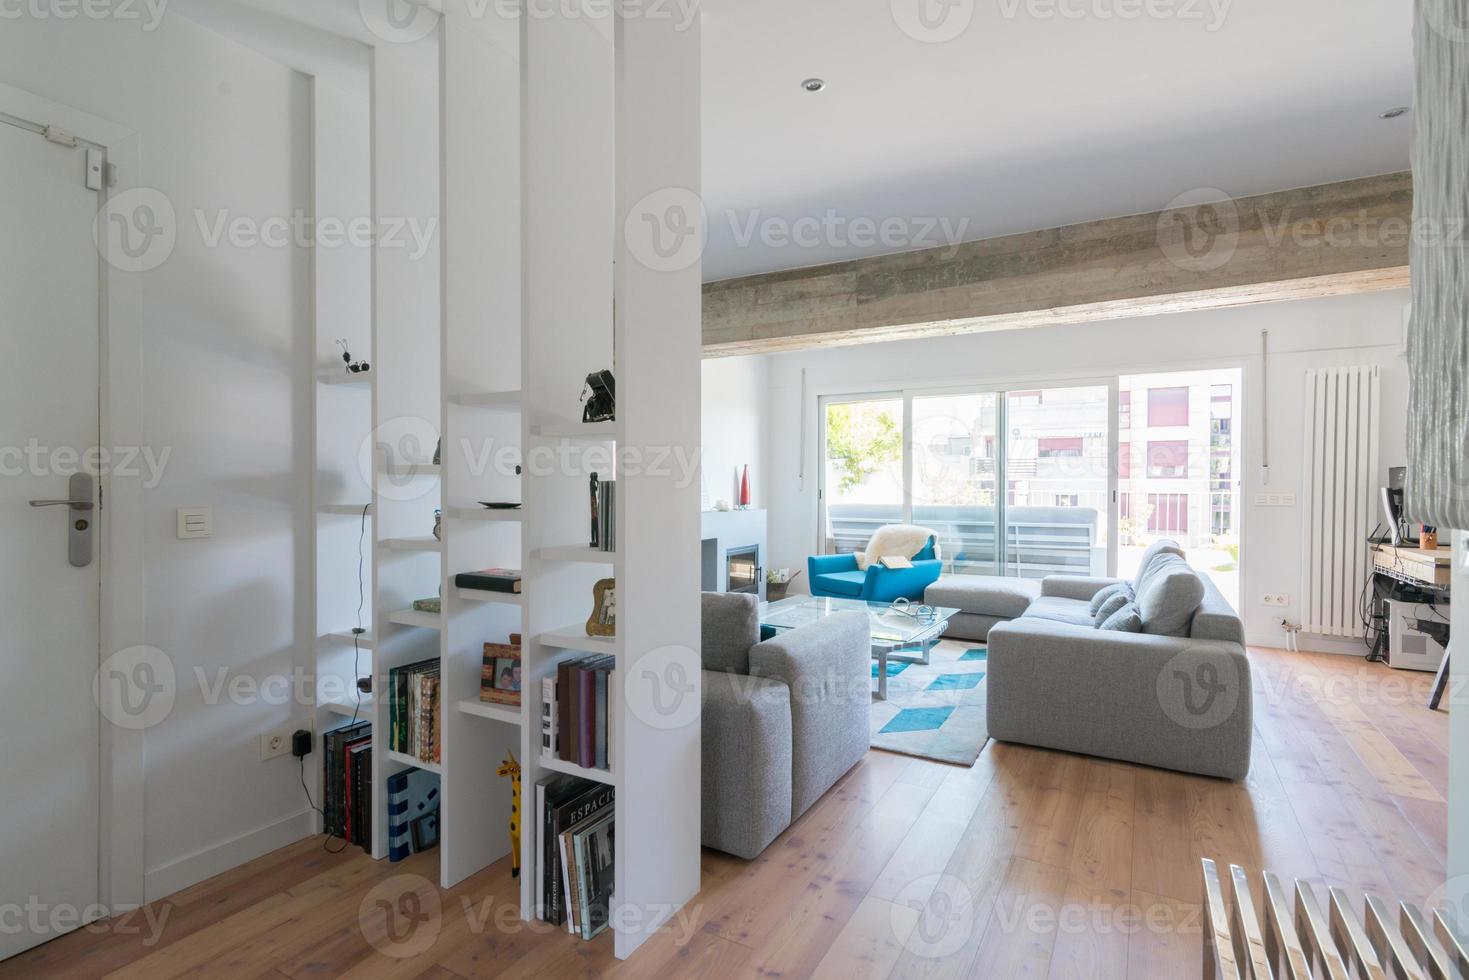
[323,720,372,851]
[386,765,440,861]
[535,776,614,939]
[412,596,441,614]
[596,480,616,552]
[455,567,522,594]
[540,656,614,771]
[481,634,522,707]
[389,658,441,765]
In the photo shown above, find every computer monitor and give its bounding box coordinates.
[1381,466,1418,547]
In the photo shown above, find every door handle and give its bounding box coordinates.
[30,473,94,567]
[29,499,95,510]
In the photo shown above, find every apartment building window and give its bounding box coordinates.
[1037,437,1084,458]
[1119,442,1131,480]
[1148,493,1189,533]
[1148,386,1189,427]
[1146,440,1189,478]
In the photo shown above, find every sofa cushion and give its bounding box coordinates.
[812,570,867,598]
[1093,591,1132,627]
[1088,582,1132,616]
[1021,595,1095,628]
[925,575,1041,619]
[1099,602,1144,632]
[1133,538,1186,592]
[701,592,760,673]
[1136,556,1205,636]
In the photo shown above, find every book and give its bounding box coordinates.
[323,720,370,840]
[456,568,522,593]
[387,766,440,862]
[540,676,557,759]
[879,555,913,569]
[412,596,442,613]
[540,779,613,926]
[572,810,615,939]
[559,826,580,935]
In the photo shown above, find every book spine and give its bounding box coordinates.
[558,662,576,763]
[595,669,608,771]
[541,677,556,758]
[577,667,595,768]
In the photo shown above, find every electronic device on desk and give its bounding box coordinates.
[1379,466,1420,548]
[1384,598,1450,672]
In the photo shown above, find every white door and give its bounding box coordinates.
[0,118,103,959]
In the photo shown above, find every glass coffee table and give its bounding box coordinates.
[759,596,959,701]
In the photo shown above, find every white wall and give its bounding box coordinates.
[757,289,1411,653]
[701,355,770,510]
[0,15,317,896]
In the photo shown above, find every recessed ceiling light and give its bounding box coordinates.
[1381,106,1410,119]
[801,78,826,93]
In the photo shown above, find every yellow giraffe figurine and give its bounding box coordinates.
[497,751,522,877]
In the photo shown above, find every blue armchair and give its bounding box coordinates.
[808,527,943,603]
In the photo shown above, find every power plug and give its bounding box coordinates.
[292,729,313,758]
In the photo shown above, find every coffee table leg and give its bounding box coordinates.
[874,648,888,701]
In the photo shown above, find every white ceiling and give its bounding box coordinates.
[700,0,1414,280]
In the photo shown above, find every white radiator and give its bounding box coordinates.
[1300,366,1380,636]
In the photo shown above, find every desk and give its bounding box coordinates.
[1369,543,1451,710]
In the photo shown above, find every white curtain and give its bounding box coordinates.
[1406,0,1469,528]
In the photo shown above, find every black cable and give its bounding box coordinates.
[302,756,348,854]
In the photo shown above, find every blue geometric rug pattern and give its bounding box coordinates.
[870,644,989,766]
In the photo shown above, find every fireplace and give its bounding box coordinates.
[726,545,761,596]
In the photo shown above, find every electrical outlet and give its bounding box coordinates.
[260,723,298,761]
[1262,593,1290,607]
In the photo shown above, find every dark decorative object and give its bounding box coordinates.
[586,578,616,637]
[478,502,522,510]
[336,338,370,375]
[432,509,442,541]
[432,438,441,466]
[581,370,615,423]
[356,675,373,695]
[410,811,440,851]
[590,473,601,548]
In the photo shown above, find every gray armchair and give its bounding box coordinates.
[700,592,870,859]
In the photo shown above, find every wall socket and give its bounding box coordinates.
[260,723,300,761]
[1262,593,1290,607]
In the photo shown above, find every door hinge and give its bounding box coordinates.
[86,149,104,191]
[43,125,78,148]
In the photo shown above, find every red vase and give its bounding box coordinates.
[739,465,751,508]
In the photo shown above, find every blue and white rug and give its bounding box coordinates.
[870,644,989,766]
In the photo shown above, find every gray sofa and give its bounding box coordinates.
[700,592,870,858]
[983,541,1252,780]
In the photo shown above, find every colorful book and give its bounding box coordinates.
[572,810,615,939]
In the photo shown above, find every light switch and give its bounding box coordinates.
[177,507,213,539]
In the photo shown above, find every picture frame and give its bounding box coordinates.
[586,578,616,637]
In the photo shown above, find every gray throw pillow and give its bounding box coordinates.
[1132,538,1187,592]
[1099,602,1144,632]
[1093,591,1131,627]
[1088,582,1131,616]
[1136,557,1206,636]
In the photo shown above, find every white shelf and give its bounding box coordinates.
[384,536,443,552]
[449,507,523,522]
[455,587,522,606]
[450,389,521,409]
[457,698,522,725]
[323,630,374,650]
[379,461,440,478]
[319,369,373,387]
[388,608,441,629]
[323,694,373,717]
[538,627,616,653]
[385,749,442,775]
[539,755,615,786]
[533,546,616,563]
[320,503,373,516]
[530,420,617,440]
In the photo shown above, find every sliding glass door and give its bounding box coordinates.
[820,380,1117,579]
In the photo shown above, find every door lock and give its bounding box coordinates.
[29,473,94,567]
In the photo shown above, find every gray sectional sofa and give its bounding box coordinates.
[699,592,870,859]
[926,540,1252,780]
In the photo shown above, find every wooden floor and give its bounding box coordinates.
[4,645,1451,980]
